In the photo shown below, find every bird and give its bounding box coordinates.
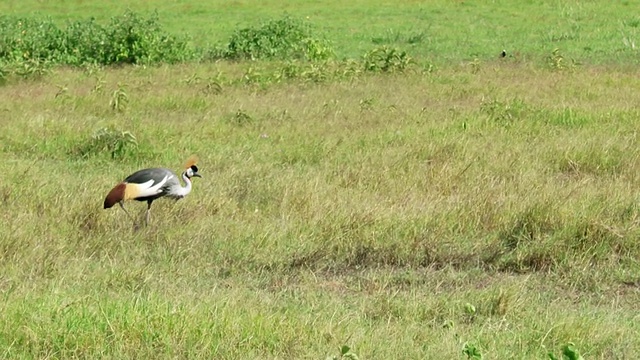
[103,156,201,226]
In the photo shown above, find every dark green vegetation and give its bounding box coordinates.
[1,1,640,359]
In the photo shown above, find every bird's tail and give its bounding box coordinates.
[104,183,126,209]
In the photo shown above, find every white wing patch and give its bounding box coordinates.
[125,175,172,200]
[138,175,171,197]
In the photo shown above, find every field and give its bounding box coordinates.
[1,1,640,359]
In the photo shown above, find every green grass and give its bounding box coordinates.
[1,0,640,64]
[2,1,640,359]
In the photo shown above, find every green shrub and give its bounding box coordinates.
[0,11,193,66]
[0,17,62,62]
[100,11,192,65]
[223,15,334,61]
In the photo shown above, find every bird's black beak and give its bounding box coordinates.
[193,173,202,178]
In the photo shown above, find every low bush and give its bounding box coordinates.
[222,15,334,61]
[0,11,193,66]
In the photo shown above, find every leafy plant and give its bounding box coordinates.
[101,11,192,65]
[548,48,565,70]
[0,64,6,85]
[75,126,139,159]
[92,75,106,94]
[371,29,426,45]
[226,109,254,126]
[479,97,530,124]
[359,97,375,111]
[12,58,50,79]
[547,48,577,71]
[299,62,331,83]
[469,58,481,74]
[273,61,302,82]
[462,342,483,359]
[54,84,69,101]
[183,72,223,95]
[0,11,194,66]
[241,66,263,84]
[0,16,64,63]
[463,303,477,315]
[109,83,128,112]
[362,46,412,72]
[202,79,223,95]
[326,345,359,360]
[548,343,584,360]
[223,15,334,61]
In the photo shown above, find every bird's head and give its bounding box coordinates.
[183,155,202,179]
[186,165,201,179]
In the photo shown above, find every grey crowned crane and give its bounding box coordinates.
[103,157,201,225]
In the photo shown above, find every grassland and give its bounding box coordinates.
[2,0,640,64]
[1,1,640,359]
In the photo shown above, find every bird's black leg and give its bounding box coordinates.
[145,200,153,226]
[118,201,135,223]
